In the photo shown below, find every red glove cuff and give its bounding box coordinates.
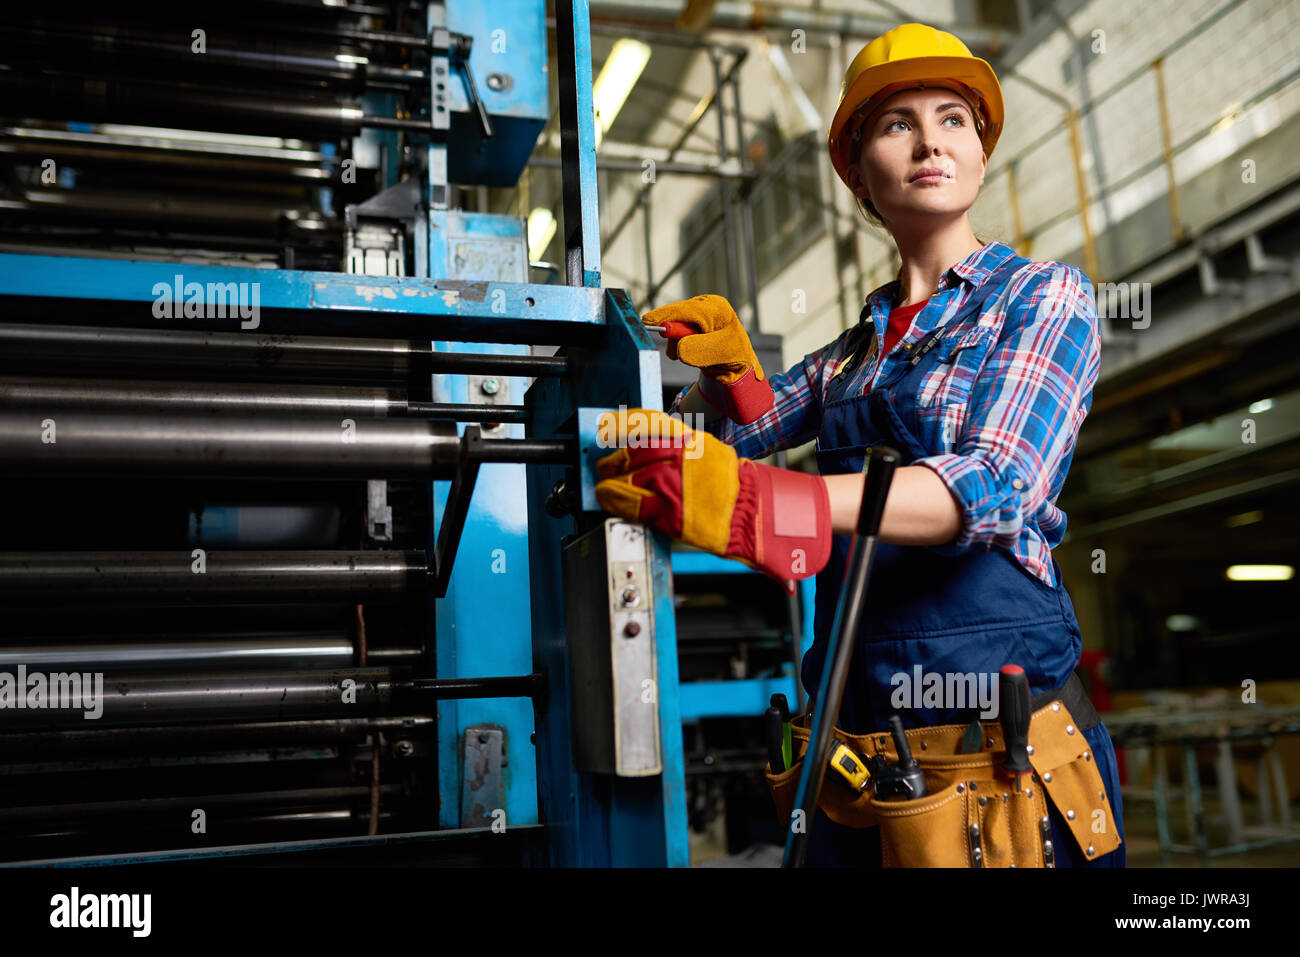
[696,365,774,425]
[728,461,831,585]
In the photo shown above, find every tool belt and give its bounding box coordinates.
[764,673,1122,867]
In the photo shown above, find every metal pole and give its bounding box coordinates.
[0,634,366,671]
[555,0,602,287]
[783,446,899,868]
[0,668,401,728]
[0,412,463,478]
[709,48,740,304]
[1,376,529,422]
[0,716,436,758]
[529,154,746,177]
[603,48,748,253]
[0,671,542,729]
[0,324,569,384]
[0,551,427,603]
[729,67,761,328]
[641,192,656,309]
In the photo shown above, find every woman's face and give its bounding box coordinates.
[848,87,986,226]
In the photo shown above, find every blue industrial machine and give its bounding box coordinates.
[0,0,688,866]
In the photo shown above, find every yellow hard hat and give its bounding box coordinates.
[827,23,1004,188]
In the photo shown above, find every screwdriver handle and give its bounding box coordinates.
[999,665,1033,777]
[770,693,790,723]
[764,706,785,773]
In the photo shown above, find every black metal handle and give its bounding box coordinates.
[782,444,899,867]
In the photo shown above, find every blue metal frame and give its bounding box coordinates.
[431,353,539,830]
[526,288,689,866]
[0,253,603,338]
[443,0,548,187]
[0,0,692,869]
[555,0,601,288]
[669,551,816,722]
[678,678,803,723]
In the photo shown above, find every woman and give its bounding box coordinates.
[594,23,1124,868]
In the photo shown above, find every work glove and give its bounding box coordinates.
[642,295,774,425]
[595,408,830,594]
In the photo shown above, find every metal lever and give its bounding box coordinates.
[438,30,494,139]
[783,444,901,868]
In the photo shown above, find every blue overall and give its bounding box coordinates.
[801,257,1125,867]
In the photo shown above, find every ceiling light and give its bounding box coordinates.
[527,207,557,261]
[592,38,651,148]
[1225,510,1263,528]
[1225,564,1294,581]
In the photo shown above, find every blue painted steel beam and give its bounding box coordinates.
[525,301,688,866]
[554,0,601,287]
[432,345,539,832]
[678,677,804,722]
[528,288,663,441]
[670,550,754,575]
[0,253,603,343]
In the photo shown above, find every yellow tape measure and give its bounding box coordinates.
[828,741,872,791]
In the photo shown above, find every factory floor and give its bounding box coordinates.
[690,793,1300,867]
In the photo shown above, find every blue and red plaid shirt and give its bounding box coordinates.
[669,240,1101,589]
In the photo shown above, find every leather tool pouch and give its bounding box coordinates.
[764,696,1122,867]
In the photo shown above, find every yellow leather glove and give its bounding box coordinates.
[594,409,831,593]
[642,295,775,424]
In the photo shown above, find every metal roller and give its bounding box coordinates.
[0,26,427,90]
[0,74,372,140]
[0,324,568,383]
[1,376,395,417]
[0,376,529,423]
[0,672,542,729]
[0,667,400,727]
[0,716,434,758]
[0,551,427,603]
[0,786,402,825]
[0,634,420,672]
[0,411,461,477]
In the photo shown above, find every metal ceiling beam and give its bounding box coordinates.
[588,0,1013,51]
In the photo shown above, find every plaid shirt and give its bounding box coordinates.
[669,240,1101,589]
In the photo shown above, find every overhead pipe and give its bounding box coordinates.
[587,1,1007,47]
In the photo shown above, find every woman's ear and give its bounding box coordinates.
[846,165,870,201]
